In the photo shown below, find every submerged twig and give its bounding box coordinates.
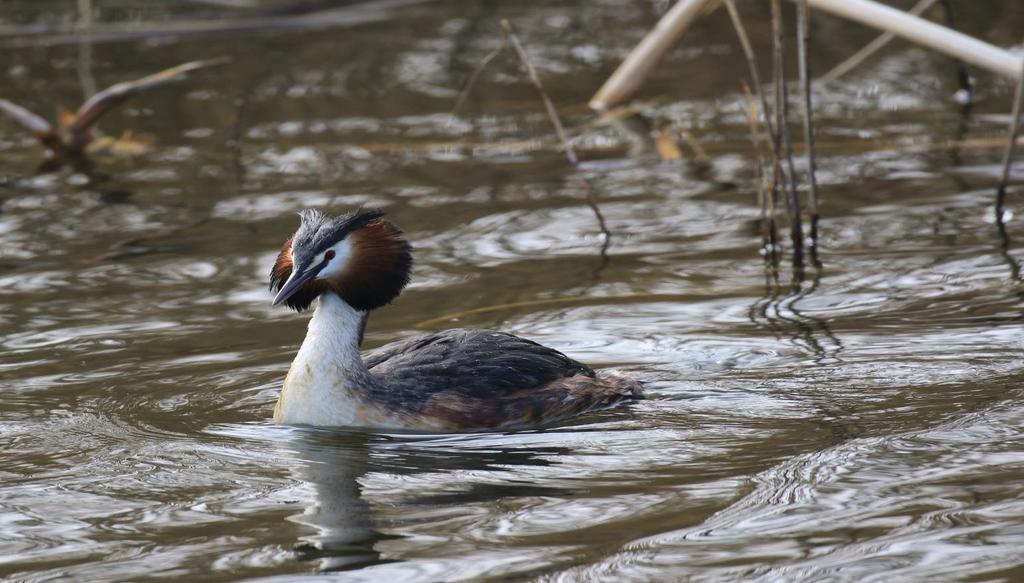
[87,218,213,263]
[796,0,820,257]
[771,0,805,266]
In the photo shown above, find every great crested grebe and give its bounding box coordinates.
[269,208,643,431]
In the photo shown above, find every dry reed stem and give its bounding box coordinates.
[725,0,782,255]
[742,83,777,254]
[820,0,939,82]
[229,93,249,195]
[807,0,1022,81]
[723,0,776,142]
[588,0,1021,118]
[996,58,1024,218]
[771,0,805,264]
[796,0,820,250]
[937,0,975,100]
[588,0,722,111]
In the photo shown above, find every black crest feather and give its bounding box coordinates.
[269,208,411,312]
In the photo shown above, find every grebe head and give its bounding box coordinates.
[270,208,412,312]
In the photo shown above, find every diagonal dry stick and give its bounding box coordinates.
[501,20,610,246]
[450,38,509,123]
[502,21,575,164]
[451,20,611,256]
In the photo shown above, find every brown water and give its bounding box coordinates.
[2,1,1024,581]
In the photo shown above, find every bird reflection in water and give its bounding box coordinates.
[284,429,382,572]
[282,428,570,573]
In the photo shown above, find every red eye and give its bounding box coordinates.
[325,250,336,261]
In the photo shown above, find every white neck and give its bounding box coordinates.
[274,293,377,426]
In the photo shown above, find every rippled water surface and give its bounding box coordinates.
[3,1,1024,581]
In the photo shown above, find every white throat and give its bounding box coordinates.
[274,293,373,426]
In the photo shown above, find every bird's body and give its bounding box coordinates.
[270,209,642,431]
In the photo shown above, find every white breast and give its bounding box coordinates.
[274,294,388,427]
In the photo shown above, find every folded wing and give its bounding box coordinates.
[365,328,594,400]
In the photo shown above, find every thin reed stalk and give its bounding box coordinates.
[725,0,782,256]
[996,58,1024,219]
[742,83,778,256]
[937,0,974,100]
[771,0,804,265]
[796,0,820,253]
[723,0,775,140]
